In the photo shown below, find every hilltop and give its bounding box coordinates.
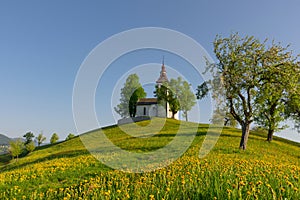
[0,118,299,199]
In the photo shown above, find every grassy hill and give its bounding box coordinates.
[0,118,299,199]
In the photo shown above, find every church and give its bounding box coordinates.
[135,62,179,120]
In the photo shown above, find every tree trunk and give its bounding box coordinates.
[172,112,175,119]
[239,123,250,150]
[267,129,274,142]
[185,111,188,121]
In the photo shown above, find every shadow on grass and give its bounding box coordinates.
[0,153,11,166]
[1,149,90,172]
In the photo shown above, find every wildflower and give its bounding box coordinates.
[239,181,246,186]
[256,180,263,186]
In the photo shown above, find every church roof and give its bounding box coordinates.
[137,98,158,105]
[156,61,169,84]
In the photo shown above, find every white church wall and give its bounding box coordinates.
[136,105,150,116]
[149,105,158,117]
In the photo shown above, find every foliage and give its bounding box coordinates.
[50,133,59,144]
[129,87,146,117]
[211,108,238,127]
[198,33,299,148]
[23,132,34,145]
[196,81,208,100]
[177,79,196,121]
[25,141,35,153]
[0,119,299,199]
[36,132,46,146]
[155,77,196,120]
[155,83,179,118]
[285,78,300,132]
[202,33,266,150]
[9,139,24,160]
[254,42,300,141]
[66,133,75,141]
[114,74,146,118]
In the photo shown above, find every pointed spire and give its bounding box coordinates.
[156,57,169,85]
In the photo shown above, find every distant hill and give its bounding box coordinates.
[0,134,11,145]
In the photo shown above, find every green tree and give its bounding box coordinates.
[155,83,179,119]
[23,131,34,145]
[198,33,266,150]
[36,132,46,146]
[50,133,59,144]
[254,43,299,141]
[25,141,35,153]
[129,87,147,117]
[66,133,75,141]
[285,81,300,132]
[155,77,196,120]
[210,107,237,127]
[178,79,196,121]
[9,139,24,160]
[114,74,146,118]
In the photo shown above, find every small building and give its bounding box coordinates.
[135,61,179,120]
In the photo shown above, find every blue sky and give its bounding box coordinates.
[0,1,300,142]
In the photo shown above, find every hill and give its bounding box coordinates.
[0,134,11,145]
[0,118,299,199]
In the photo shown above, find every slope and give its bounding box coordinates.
[0,118,299,199]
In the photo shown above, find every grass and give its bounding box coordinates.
[0,118,299,199]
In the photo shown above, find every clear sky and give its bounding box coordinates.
[0,0,299,142]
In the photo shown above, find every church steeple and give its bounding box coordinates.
[156,57,169,85]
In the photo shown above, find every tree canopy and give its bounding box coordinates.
[36,132,46,146]
[155,77,196,120]
[115,74,146,118]
[254,42,300,141]
[197,33,300,149]
[9,139,24,160]
[66,133,75,141]
[23,132,34,145]
[50,133,59,144]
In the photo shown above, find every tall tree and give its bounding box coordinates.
[285,78,300,132]
[50,133,59,144]
[198,33,265,150]
[254,43,299,141]
[114,74,146,118]
[155,77,196,120]
[23,131,34,145]
[155,83,179,118]
[177,79,196,121]
[129,87,147,117]
[36,132,46,146]
[9,139,24,160]
[25,141,35,153]
[66,133,75,141]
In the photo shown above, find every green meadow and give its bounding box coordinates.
[0,118,299,199]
